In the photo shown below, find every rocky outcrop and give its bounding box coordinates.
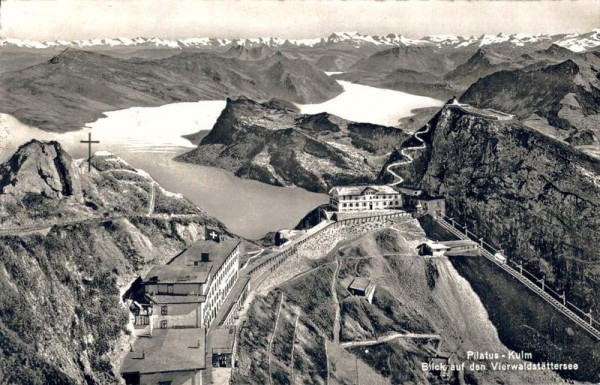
[0,141,230,384]
[0,140,82,201]
[177,96,408,193]
[380,106,600,308]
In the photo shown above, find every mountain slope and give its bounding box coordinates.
[176,96,408,193]
[234,222,573,384]
[0,49,342,132]
[460,55,600,144]
[0,140,230,384]
[380,106,600,311]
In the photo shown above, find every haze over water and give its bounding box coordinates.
[0,80,443,239]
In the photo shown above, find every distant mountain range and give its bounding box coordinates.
[0,49,342,131]
[2,29,599,52]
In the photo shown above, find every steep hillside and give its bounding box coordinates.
[352,45,471,75]
[0,49,342,132]
[461,55,600,144]
[177,96,408,193]
[380,106,600,310]
[0,140,230,384]
[444,48,523,85]
[233,221,574,384]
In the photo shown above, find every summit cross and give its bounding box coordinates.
[80,132,100,172]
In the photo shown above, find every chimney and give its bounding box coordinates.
[201,253,210,262]
[142,350,145,359]
[130,343,134,352]
[197,338,202,348]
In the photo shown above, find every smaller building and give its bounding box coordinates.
[416,196,446,216]
[208,326,237,368]
[348,277,376,303]
[120,328,206,385]
[329,185,403,212]
[440,240,480,256]
[428,352,460,380]
[418,241,450,257]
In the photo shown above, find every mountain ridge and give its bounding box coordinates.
[0,48,342,131]
[176,96,408,192]
[2,29,599,51]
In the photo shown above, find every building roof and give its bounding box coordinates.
[439,240,477,248]
[396,187,423,196]
[426,241,451,251]
[121,328,206,374]
[349,277,373,292]
[142,264,210,285]
[141,239,240,286]
[146,294,206,304]
[208,326,236,355]
[172,238,240,273]
[329,185,399,197]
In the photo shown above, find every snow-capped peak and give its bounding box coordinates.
[1,30,599,52]
[555,29,600,52]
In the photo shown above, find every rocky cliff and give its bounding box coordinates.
[177,96,408,193]
[0,141,229,384]
[380,106,600,309]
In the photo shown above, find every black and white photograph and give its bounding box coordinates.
[0,0,599,384]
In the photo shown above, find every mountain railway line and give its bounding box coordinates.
[434,213,600,341]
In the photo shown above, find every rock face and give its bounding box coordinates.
[0,140,82,202]
[177,96,408,193]
[380,106,600,308]
[0,49,342,132]
[461,55,600,144]
[0,141,229,384]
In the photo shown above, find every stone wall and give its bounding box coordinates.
[250,212,411,283]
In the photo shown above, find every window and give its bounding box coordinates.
[160,320,168,329]
[161,305,168,316]
[159,381,172,385]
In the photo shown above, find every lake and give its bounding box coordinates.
[0,79,442,239]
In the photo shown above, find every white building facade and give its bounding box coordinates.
[329,185,403,212]
[201,242,240,328]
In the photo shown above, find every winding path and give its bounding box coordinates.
[268,293,285,385]
[340,332,441,349]
[386,123,431,186]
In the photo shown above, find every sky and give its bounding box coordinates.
[1,0,598,41]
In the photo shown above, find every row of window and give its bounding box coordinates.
[204,269,238,327]
[207,247,239,297]
[342,201,400,208]
[340,194,399,201]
